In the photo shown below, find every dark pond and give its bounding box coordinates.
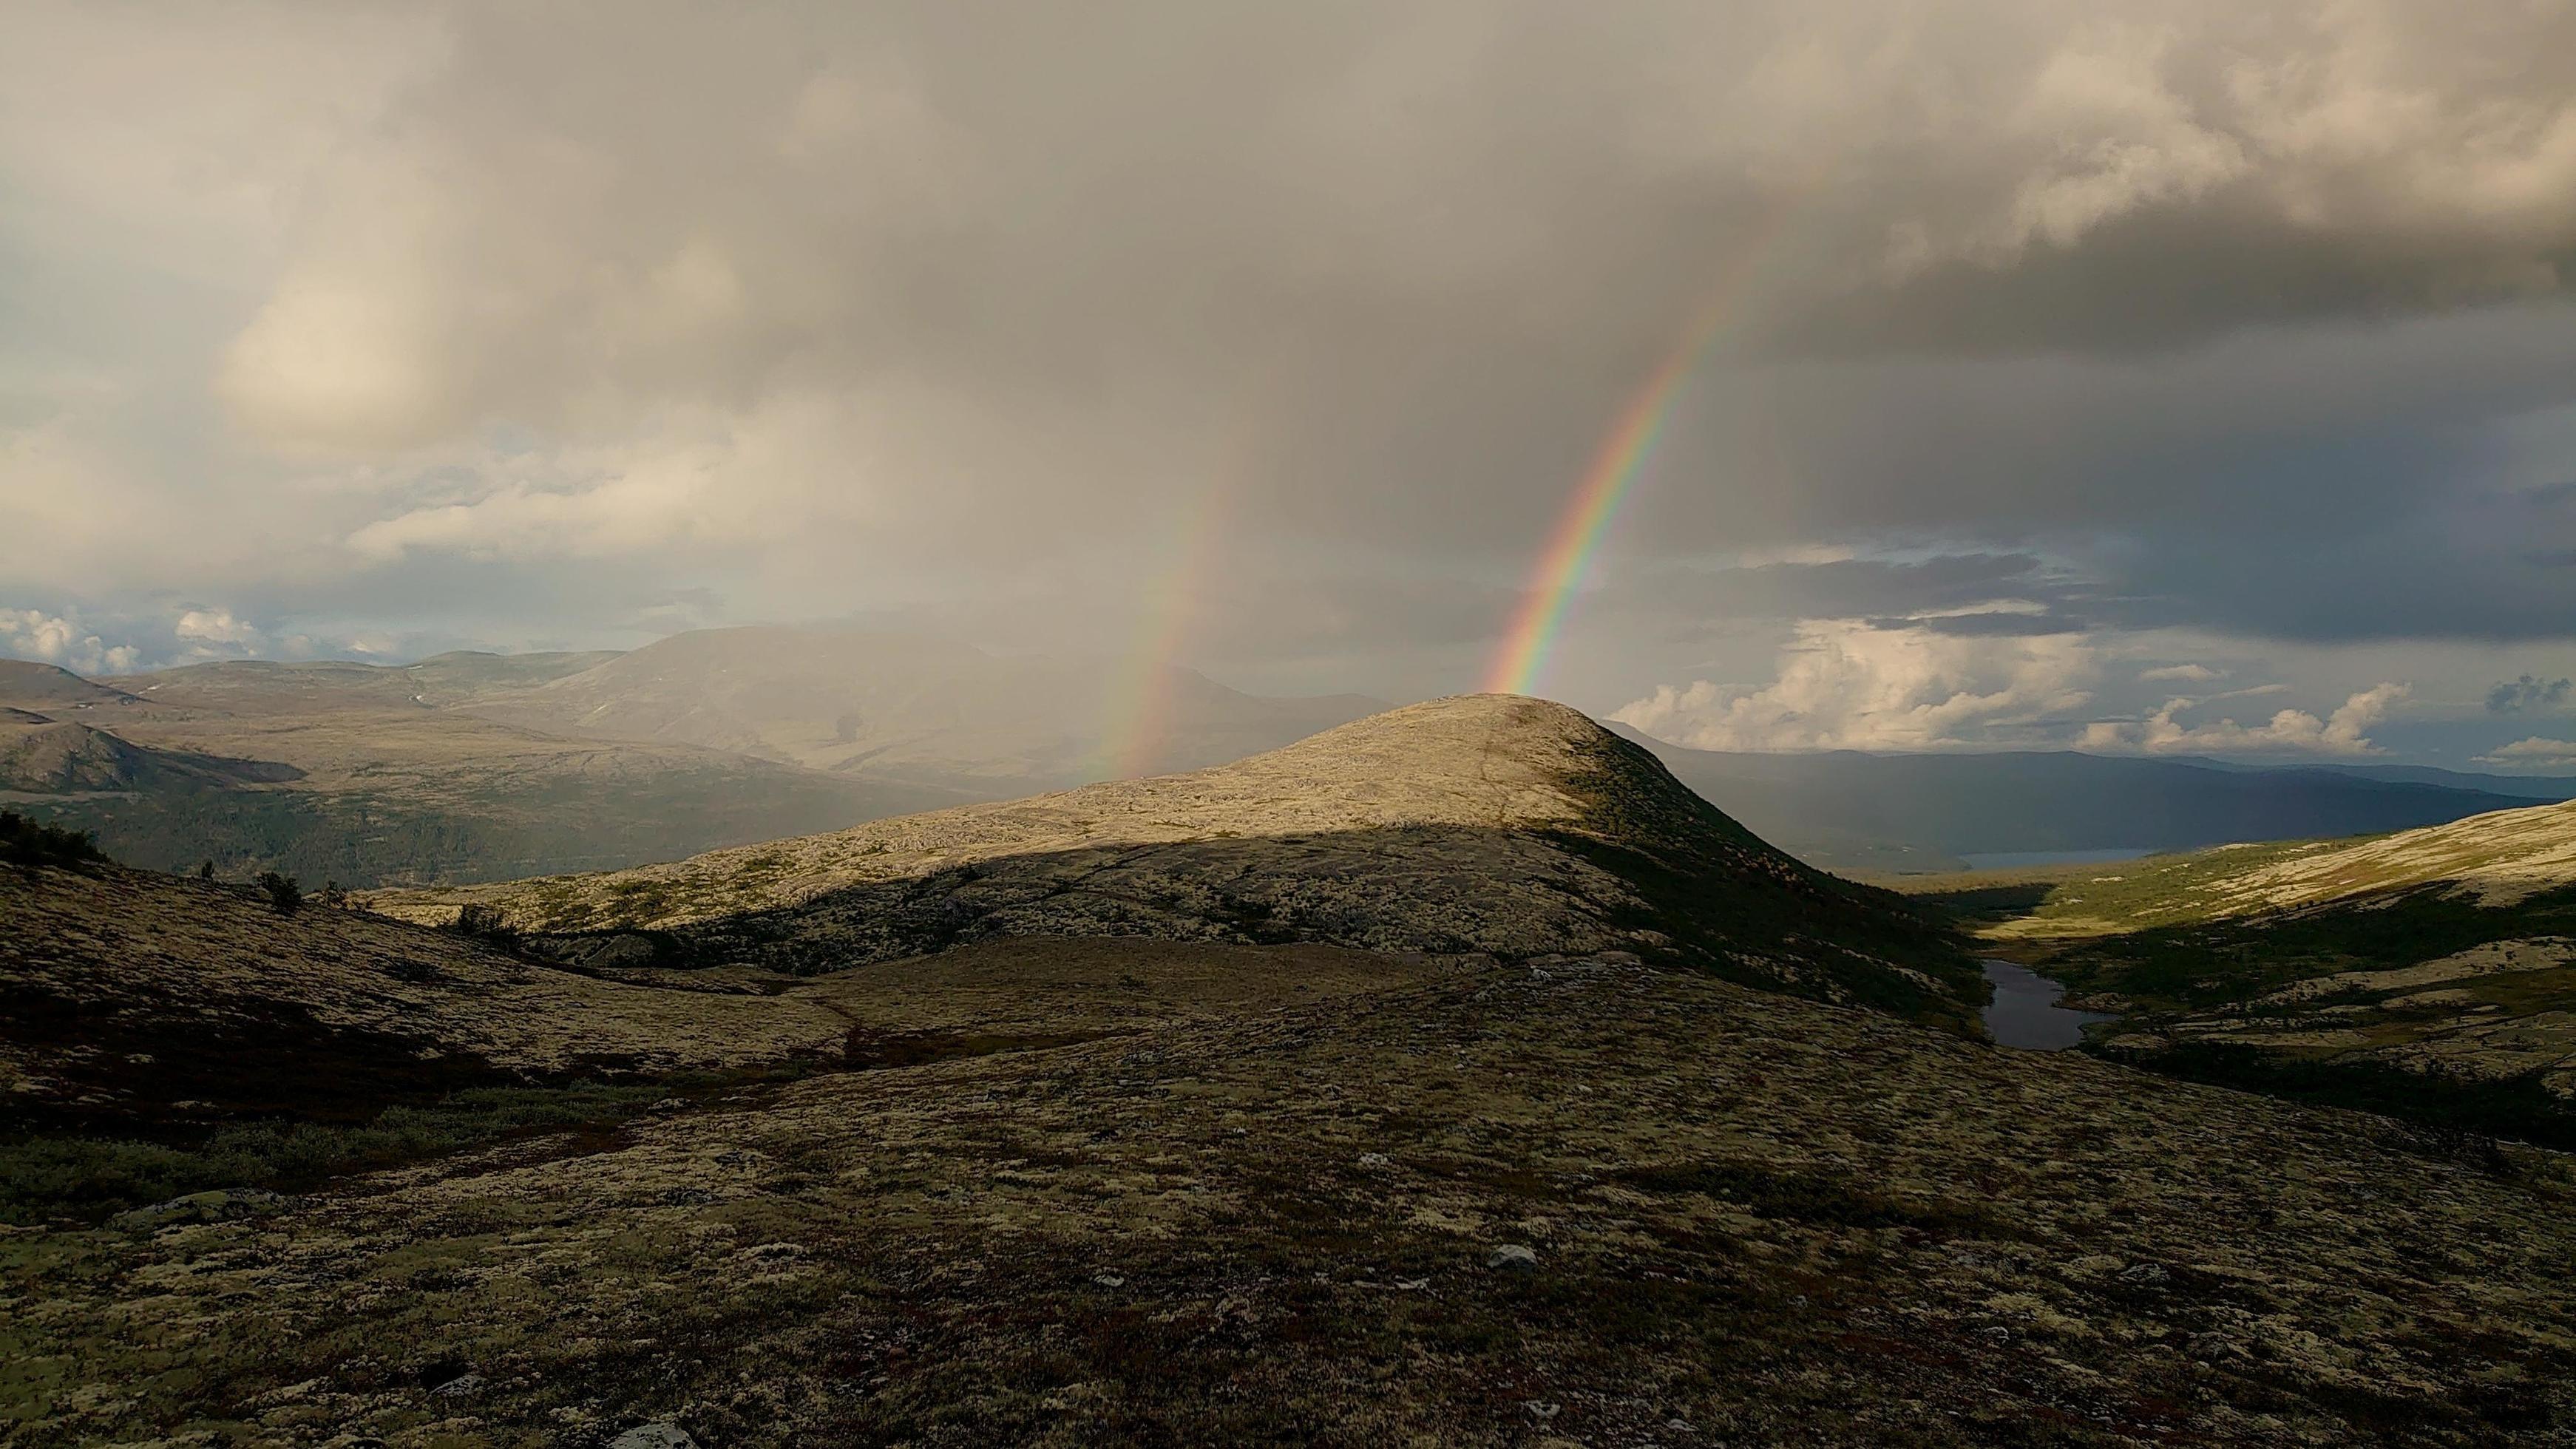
[1981,960,2116,1051]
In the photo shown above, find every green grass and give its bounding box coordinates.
[2040,880,2576,1014]
[1893,838,2404,940]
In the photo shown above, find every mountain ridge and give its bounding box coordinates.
[376,694,1987,1025]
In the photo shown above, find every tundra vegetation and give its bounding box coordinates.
[5,700,2572,1445]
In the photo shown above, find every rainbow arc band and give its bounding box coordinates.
[1482,194,1810,697]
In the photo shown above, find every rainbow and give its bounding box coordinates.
[1094,483,1230,780]
[1482,204,1807,696]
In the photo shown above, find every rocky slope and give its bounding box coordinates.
[2213,798,2576,911]
[6,934,2572,1445]
[376,696,1985,1025]
[1922,798,2576,1120]
[1,860,1430,1147]
[10,730,2576,1442]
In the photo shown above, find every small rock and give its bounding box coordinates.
[2118,1262,2170,1287]
[1527,1401,1561,1420]
[1355,1152,1392,1171]
[1486,1244,1540,1272]
[607,1424,699,1449]
[1094,1272,1127,1289]
[1394,1277,1430,1291]
[429,1373,487,1401]
[111,1187,294,1230]
[646,1098,691,1115]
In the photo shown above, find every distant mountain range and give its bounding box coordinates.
[0,630,1383,886]
[7,629,2565,888]
[464,624,1382,787]
[1605,724,2569,875]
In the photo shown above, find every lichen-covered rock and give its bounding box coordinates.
[606,1424,698,1449]
[109,1187,295,1229]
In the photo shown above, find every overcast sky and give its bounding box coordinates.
[6,1,2576,767]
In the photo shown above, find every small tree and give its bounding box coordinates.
[197,860,215,880]
[256,870,302,916]
[450,902,517,947]
[315,880,349,909]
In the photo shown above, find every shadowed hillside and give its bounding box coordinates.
[379,696,1987,1025]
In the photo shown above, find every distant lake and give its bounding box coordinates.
[1958,847,2160,871]
[1982,960,2116,1051]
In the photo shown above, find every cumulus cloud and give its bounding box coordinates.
[2139,663,2221,682]
[173,608,265,651]
[1610,619,2095,752]
[2487,673,2572,714]
[2081,683,2409,756]
[2478,737,2576,769]
[0,608,140,675]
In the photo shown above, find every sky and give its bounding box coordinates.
[4,1,2576,769]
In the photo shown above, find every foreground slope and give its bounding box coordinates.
[380,695,1985,1025]
[0,865,853,1132]
[7,936,2572,1444]
[10,776,2576,1440]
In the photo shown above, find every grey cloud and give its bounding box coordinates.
[2489,675,2574,715]
[5,0,2576,709]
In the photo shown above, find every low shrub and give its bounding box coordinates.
[0,810,106,872]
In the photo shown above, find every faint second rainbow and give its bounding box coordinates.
[1093,481,1229,781]
[1482,200,1809,696]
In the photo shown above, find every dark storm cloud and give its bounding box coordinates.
[2489,675,2574,714]
[5,0,2576,688]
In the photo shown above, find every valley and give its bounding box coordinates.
[1910,799,2576,1145]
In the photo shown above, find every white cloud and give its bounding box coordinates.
[1610,619,2095,751]
[173,608,265,650]
[0,608,140,674]
[2477,737,2576,769]
[2138,662,2221,682]
[2081,682,2408,756]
